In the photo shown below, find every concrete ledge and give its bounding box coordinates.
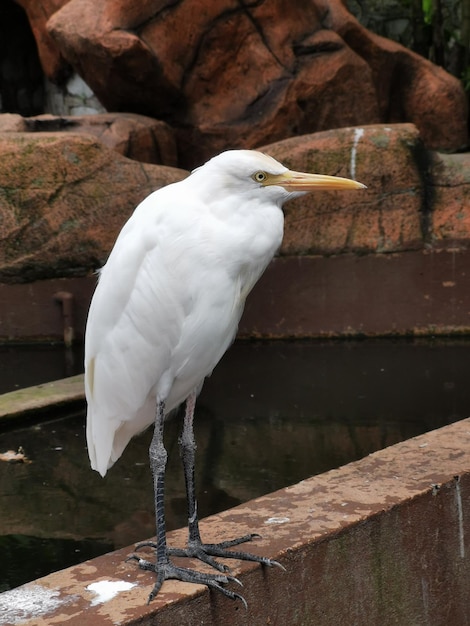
[0,374,84,425]
[1,418,469,625]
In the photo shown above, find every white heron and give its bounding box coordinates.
[85,149,365,604]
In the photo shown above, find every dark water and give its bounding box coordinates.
[0,339,469,592]
[0,343,84,394]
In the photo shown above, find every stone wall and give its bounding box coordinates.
[44,75,105,117]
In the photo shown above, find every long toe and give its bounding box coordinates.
[146,562,232,603]
[127,551,247,605]
[168,534,284,570]
[168,545,231,573]
[201,542,283,569]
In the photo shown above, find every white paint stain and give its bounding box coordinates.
[0,584,72,625]
[265,517,290,525]
[86,580,137,606]
[455,477,465,558]
[350,127,364,180]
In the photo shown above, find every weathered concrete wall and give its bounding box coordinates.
[2,248,470,341]
[241,249,470,337]
[1,417,469,625]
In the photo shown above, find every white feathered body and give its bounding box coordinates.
[85,152,286,477]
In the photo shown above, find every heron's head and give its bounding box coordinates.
[191,149,365,205]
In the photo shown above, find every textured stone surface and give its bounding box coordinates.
[264,125,470,256]
[0,112,177,165]
[263,124,425,255]
[1,124,470,283]
[14,0,466,167]
[430,152,470,247]
[0,133,186,283]
[0,374,84,423]
[1,418,469,625]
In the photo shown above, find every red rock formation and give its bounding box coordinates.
[13,0,467,168]
[1,124,469,283]
[264,124,470,256]
[26,0,467,165]
[265,124,425,255]
[431,152,470,248]
[0,112,177,165]
[0,133,186,283]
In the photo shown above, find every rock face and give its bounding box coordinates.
[15,0,467,168]
[1,124,469,284]
[0,112,177,165]
[263,124,470,257]
[266,124,425,256]
[431,152,470,247]
[0,133,186,283]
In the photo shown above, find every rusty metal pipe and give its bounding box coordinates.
[54,291,75,347]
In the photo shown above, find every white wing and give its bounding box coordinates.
[85,184,248,476]
[85,185,195,476]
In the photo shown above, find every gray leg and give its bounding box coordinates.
[128,398,246,604]
[168,391,284,574]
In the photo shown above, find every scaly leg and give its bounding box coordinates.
[128,398,244,604]
[167,390,284,573]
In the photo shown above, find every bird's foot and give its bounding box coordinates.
[127,552,247,606]
[135,534,285,574]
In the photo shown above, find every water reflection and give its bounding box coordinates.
[0,343,84,394]
[0,339,469,591]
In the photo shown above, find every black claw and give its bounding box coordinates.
[134,540,158,552]
[125,554,138,563]
[237,593,249,611]
[204,579,247,607]
[127,533,283,606]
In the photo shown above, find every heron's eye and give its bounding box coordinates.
[252,171,267,183]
